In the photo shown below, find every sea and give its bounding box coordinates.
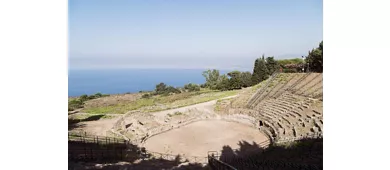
[68,68,232,97]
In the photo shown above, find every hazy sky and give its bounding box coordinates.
[69,0,322,70]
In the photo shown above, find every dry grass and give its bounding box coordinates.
[83,93,142,108]
[214,98,233,112]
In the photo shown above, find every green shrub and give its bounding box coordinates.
[87,95,96,100]
[79,94,88,102]
[166,86,181,94]
[68,93,108,112]
[142,93,151,98]
[155,83,181,95]
[68,99,84,111]
[184,83,201,92]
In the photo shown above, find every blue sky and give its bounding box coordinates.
[69,0,322,70]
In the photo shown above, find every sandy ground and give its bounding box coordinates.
[144,120,268,157]
[71,118,121,136]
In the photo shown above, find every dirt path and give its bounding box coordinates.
[152,95,237,118]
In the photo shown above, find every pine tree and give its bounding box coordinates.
[251,57,269,85]
[265,56,279,75]
[240,71,252,88]
[251,58,260,85]
[258,58,269,82]
[227,71,242,90]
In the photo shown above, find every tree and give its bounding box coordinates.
[258,59,269,82]
[240,71,252,88]
[227,71,242,90]
[94,93,103,98]
[251,58,260,85]
[184,83,201,92]
[202,69,220,90]
[216,74,230,91]
[251,57,269,85]
[265,57,279,74]
[306,41,323,72]
[155,82,167,94]
[166,86,181,94]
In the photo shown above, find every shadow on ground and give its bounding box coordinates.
[68,134,209,170]
[68,114,105,131]
[212,137,323,170]
[69,134,322,170]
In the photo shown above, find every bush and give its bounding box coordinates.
[155,82,167,94]
[87,95,96,100]
[142,93,151,98]
[94,93,103,97]
[68,93,108,112]
[68,99,84,111]
[79,94,88,102]
[184,83,201,92]
[166,86,181,94]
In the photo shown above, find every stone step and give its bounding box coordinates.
[276,100,297,108]
[270,102,292,111]
[265,106,298,121]
[264,106,287,115]
[259,112,280,122]
[263,109,292,125]
[258,118,278,137]
[312,109,322,116]
[266,102,290,111]
[291,110,303,117]
[313,119,323,132]
[265,108,296,124]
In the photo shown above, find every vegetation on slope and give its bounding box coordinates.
[83,89,239,114]
[68,93,110,111]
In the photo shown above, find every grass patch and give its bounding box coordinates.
[68,93,110,111]
[84,97,156,114]
[251,81,266,92]
[214,104,221,111]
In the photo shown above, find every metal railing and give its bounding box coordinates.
[68,132,130,162]
[208,152,238,170]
